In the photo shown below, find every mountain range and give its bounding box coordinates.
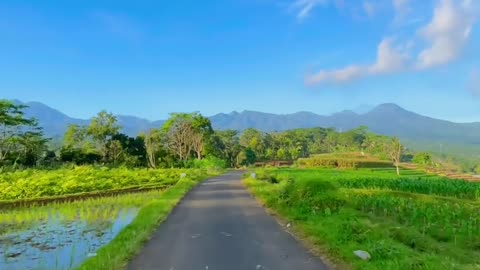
[12,100,480,158]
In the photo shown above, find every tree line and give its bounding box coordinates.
[0,100,407,169]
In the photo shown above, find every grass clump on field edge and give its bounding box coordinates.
[75,175,210,270]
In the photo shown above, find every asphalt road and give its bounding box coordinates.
[128,171,329,270]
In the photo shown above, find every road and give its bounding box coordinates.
[128,171,329,270]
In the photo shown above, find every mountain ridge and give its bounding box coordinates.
[8,100,480,155]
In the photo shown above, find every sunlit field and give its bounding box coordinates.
[245,167,480,269]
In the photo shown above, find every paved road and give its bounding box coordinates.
[128,171,329,270]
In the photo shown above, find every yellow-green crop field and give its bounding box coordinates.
[0,166,209,201]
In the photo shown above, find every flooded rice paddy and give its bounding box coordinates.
[0,190,163,270]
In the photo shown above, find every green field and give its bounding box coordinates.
[0,166,211,201]
[244,167,480,269]
[0,167,217,270]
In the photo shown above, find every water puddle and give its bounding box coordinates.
[0,208,137,270]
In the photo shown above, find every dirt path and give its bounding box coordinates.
[127,171,329,270]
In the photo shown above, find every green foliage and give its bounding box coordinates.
[87,111,121,162]
[142,128,164,168]
[0,167,208,200]
[0,100,44,166]
[191,156,226,170]
[244,168,480,269]
[60,147,102,165]
[2,103,475,174]
[211,130,241,167]
[161,112,213,160]
[413,152,432,165]
[236,148,256,167]
[87,111,120,144]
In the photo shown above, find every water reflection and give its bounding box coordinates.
[0,208,137,270]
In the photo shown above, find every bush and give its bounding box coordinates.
[413,152,432,165]
[192,156,226,170]
[278,178,345,215]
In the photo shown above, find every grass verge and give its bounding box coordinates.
[75,174,214,270]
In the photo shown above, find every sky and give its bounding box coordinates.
[0,0,479,122]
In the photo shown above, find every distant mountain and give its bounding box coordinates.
[10,100,480,157]
[210,104,480,144]
[14,100,88,138]
[13,100,164,138]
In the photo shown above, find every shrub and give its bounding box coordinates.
[413,152,432,165]
[192,156,226,170]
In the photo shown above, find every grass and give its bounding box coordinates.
[75,174,214,270]
[244,168,480,269]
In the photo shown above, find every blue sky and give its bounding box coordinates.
[0,0,479,122]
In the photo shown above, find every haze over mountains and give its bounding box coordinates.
[12,100,480,157]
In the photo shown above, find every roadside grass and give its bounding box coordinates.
[244,168,480,270]
[76,174,215,270]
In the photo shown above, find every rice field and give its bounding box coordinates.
[0,167,215,270]
[245,167,480,269]
[0,191,165,270]
[0,166,208,201]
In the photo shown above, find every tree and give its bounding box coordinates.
[236,148,256,167]
[214,130,241,167]
[191,132,205,160]
[63,124,88,149]
[108,140,124,165]
[87,111,120,163]
[384,137,403,175]
[112,133,147,166]
[165,119,194,161]
[16,125,50,167]
[61,124,100,165]
[143,129,163,168]
[239,128,264,158]
[162,113,213,160]
[0,100,36,164]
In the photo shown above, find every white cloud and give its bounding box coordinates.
[306,38,408,84]
[307,0,479,86]
[416,0,476,69]
[467,68,480,97]
[291,0,327,20]
[370,38,409,74]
